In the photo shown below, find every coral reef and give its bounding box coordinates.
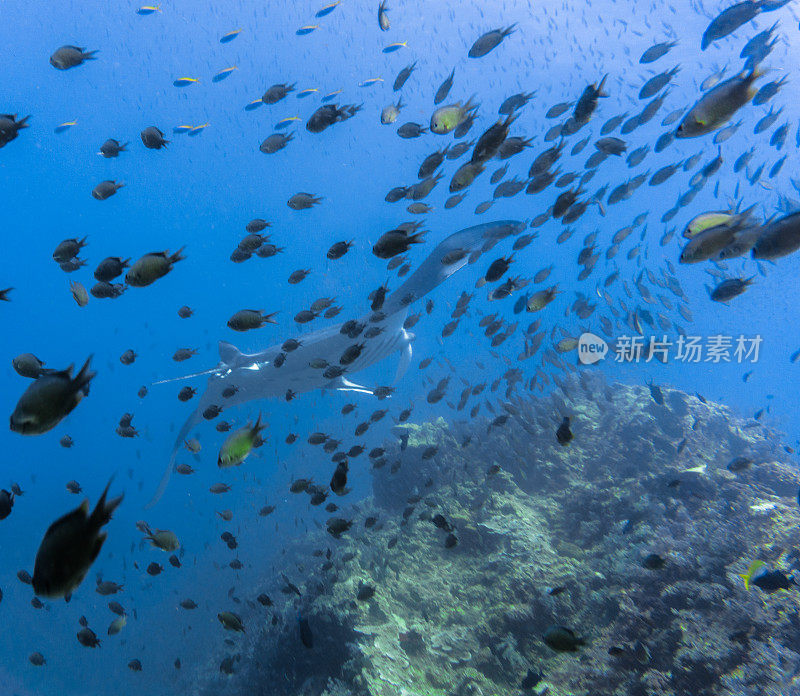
[201,374,800,696]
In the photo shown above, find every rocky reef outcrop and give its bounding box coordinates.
[201,374,800,696]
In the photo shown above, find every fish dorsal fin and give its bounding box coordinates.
[218,341,243,367]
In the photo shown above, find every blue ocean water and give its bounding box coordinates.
[1,0,800,693]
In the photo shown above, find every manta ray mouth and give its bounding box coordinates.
[145,220,523,509]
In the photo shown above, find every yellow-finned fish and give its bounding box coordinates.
[275,116,301,129]
[108,615,127,635]
[322,90,342,102]
[244,99,263,111]
[684,211,737,239]
[526,286,560,312]
[382,41,407,53]
[555,337,579,353]
[137,5,160,15]
[430,97,477,134]
[172,125,193,134]
[296,88,318,98]
[217,414,266,468]
[220,29,241,43]
[54,120,77,133]
[188,123,208,136]
[173,77,199,87]
[739,560,766,591]
[316,2,340,18]
[296,25,318,36]
[683,205,755,239]
[212,66,237,82]
[359,77,383,87]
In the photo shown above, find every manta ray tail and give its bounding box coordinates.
[144,407,203,509]
[152,366,221,385]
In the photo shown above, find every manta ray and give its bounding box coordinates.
[147,220,523,507]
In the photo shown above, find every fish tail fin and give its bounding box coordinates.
[597,74,609,97]
[253,412,266,434]
[170,246,187,264]
[17,115,30,129]
[463,94,478,113]
[83,50,99,60]
[735,203,758,224]
[74,355,96,396]
[91,477,124,526]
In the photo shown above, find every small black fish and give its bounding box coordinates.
[548,586,567,596]
[520,668,544,689]
[642,553,666,570]
[444,533,458,548]
[431,514,453,532]
[752,570,795,594]
[543,625,584,652]
[555,416,573,446]
[281,574,301,596]
[726,456,752,473]
[141,126,168,149]
[298,616,313,648]
[330,461,349,495]
[356,582,375,601]
[646,379,664,405]
[0,489,14,520]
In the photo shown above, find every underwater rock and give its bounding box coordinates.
[200,376,800,696]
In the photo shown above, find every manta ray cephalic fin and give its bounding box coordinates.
[330,376,374,395]
[393,331,414,385]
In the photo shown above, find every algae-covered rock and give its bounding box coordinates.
[201,375,800,696]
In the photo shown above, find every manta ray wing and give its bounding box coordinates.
[146,220,522,507]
